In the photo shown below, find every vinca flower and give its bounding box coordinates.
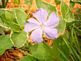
[24,8,59,43]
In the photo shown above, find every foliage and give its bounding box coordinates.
[0,0,81,61]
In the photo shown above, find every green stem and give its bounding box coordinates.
[6,0,8,5]
[2,0,5,8]
[2,0,8,8]
[62,37,76,60]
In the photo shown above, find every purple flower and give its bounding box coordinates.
[24,8,59,43]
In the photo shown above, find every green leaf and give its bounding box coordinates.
[0,26,5,35]
[30,43,52,60]
[0,35,13,55]
[36,0,56,13]
[74,9,81,21]
[4,8,26,26]
[53,37,69,61]
[0,0,1,2]
[0,8,26,32]
[24,0,32,6]
[20,55,37,61]
[14,0,20,4]
[71,0,81,3]
[0,10,7,27]
[61,2,75,22]
[11,31,27,48]
[0,10,19,32]
[62,31,81,61]
[13,8,27,25]
[4,10,15,21]
[58,18,66,35]
[55,0,61,4]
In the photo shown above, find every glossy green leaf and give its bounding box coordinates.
[11,31,27,48]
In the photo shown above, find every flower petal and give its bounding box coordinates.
[31,28,43,43]
[28,18,40,25]
[24,23,39,32]
[44,27,58,39]
[33,8,48,24]
[46,12,59,28]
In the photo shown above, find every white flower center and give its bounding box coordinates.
[40,24,45,29]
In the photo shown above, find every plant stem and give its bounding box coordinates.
[6,0,8,5]
[2,0,8,8]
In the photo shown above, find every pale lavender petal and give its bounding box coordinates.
[30,28,43,43]
[24,23,39,32]
[28,18,40,25]
[46,12,59,28]
[33,8,48,24]
[44,27,58,39]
